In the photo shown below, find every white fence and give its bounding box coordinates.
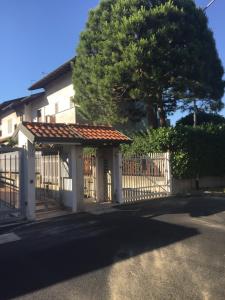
[83,154,112,202]
[122,152,171,203]
[0,148,22,221]
[83,154,97,200]
[35,152,61,210]
[33,151,171,213]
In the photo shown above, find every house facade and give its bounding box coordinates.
[0,58,76,144]
[0,97,24,143]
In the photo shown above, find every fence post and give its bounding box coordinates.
[58,151,62,196]
[166,151,173,195]
[70,145,84,212]
[96,148,105,202]
[112,148,123,204]
[118,152,123,204]
[19,149,26,217]
[18,132,36,221]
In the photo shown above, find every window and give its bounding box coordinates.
[37,109,42,122]
[50,115,56,123]
[45,115,56,123]
[7,119,13,134]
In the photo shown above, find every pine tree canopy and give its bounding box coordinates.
[73,0,225,128]
[176,112,225,126]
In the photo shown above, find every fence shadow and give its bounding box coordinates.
[117,194,225,218]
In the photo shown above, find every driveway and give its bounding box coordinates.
[0,195,225,300]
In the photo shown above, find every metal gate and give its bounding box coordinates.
[35,151,61,211]
[83,154,112,202]
[0,148,22,221]
[83,154,97,201]
[122,153,171,203]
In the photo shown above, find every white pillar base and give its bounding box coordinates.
[112,147,123,204]
[18,132,36,221]
[70,145,84,212]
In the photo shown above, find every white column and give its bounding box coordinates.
[166,151,173,195]
[112,147,123,204]
[70,145,84,212]
[18,131,36,220]
[95,148,105,203]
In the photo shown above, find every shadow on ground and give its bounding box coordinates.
[0,209,198,299]
[117,194,225,218]
[1,195,225,299]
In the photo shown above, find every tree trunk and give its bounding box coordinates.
[147,101,158,128]
[157,94,167,127]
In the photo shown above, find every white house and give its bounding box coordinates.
[0,57,132,221]
[0,58,76,143]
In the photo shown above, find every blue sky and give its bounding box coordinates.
[0,0,224,124]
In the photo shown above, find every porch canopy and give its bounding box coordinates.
[13,121,130,220]
[13,121,131,146]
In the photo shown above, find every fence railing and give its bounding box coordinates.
[83,154,112,202]
[0,148,172,221]
[83,154,97,200]
[82,152,171,203]
[122,153,171,203]
[35,152,61,208]
[0,149,22,221]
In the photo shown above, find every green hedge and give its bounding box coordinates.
[121,125,225,179]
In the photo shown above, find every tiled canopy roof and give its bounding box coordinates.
[17,122,131,145]
[71,124,129,141]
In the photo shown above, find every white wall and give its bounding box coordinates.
[172,176,225,194]
[29,95,47,122]
[0,70,76,142]
[28,72,76,124]
[55,107,76,124]
[0,111,21,140]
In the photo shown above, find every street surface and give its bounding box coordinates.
[0,195,225,300]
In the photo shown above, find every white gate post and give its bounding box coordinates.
[166,151,173,195]
[70,145,84,212]
[112,147,123,204]
[96,148,105,202]
[18,132,36,221]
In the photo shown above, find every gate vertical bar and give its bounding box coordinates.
[166,152,172,194]
[19,149,26,217]
[58,151,61,202]
[4,154,7,205]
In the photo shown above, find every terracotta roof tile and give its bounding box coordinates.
[21,122,131,144]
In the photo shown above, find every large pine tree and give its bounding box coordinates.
[73,0,224,128]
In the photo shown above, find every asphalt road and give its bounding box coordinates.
[0,195,225,300]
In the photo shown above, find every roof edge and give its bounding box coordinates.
[28,57,75,91]
[13,121,132,146]
[12,123,36,144]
